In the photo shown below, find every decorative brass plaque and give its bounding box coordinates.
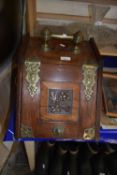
[21,124,33,138]
[83,127,95,140]
[82,64,97,101]
[48,89,73,115]
[25,59,41,97]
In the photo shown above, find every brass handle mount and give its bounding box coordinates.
[41,27,52,52]
[40,27,83,54]
[73,31,83,54]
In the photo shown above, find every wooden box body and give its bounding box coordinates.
[16,36,102,140]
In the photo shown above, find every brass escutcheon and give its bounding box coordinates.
[52,126,64,137]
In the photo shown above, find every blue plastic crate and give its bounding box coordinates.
[3,106,117,143]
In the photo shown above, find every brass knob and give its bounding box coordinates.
[73,31,83,54]
[41,27,52,52]
[52,126,64,137]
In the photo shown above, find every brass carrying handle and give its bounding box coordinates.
[40,27,83,54]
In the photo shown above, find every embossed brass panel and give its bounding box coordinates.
[82,64,97,101]
[40,82,79,122]
[48,89,73,115]
[25,59,41,97]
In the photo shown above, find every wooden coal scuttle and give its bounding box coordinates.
[16,28,102,140]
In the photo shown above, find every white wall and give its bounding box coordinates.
[35,0,117,29]
[36,0,117,19]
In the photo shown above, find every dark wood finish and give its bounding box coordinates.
[16,36,102,140]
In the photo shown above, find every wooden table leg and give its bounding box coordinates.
[24,141,35,171]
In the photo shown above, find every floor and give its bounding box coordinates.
[0,143,32,175]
